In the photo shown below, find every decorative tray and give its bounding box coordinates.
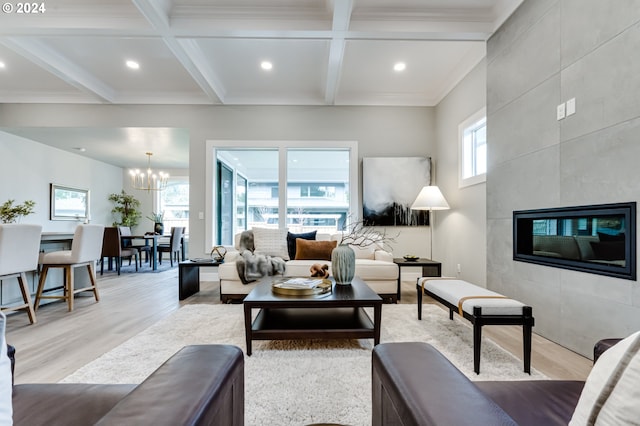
[272,278,332,296]
[403,255,420,261]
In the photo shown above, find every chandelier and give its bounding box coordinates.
[129,152,169,192]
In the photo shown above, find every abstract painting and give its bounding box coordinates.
[362,157,431,226]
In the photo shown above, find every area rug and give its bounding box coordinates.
[61,304,545,425]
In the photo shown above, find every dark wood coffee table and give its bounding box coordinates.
[243,276,382,355]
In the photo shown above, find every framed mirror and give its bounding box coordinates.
[50,184,90,221]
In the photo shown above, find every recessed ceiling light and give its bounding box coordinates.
[394,62,406,72]
[0,61,5,69]
[126,60,140,70]
[261,61,273,70]
[74,147,86,152]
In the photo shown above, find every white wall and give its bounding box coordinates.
[0,131,123,231]
[0,104,437,258]
[433,59,487,285]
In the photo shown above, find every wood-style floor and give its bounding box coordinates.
[5,269,592,384]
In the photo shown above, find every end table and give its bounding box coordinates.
[393,258,442,301]
[178,259,223,300]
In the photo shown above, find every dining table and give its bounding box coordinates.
[127,234,161,271]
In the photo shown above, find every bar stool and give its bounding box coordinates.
[35,224,104,312]
[0,224,42,324]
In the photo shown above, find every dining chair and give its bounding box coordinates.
[158,226,185,267]
[0,224,42,324]
[100,227,138,275]
[119,226,150,267]
[35,224,104,312]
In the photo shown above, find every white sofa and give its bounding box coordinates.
[218,232,399,303]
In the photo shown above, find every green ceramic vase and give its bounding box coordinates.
[331,244,356,285]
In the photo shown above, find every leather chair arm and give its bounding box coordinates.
[593,338,623,364]
[372,342,517,426]
[96,345,244,426]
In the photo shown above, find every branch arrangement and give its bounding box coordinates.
[338,219,398,250]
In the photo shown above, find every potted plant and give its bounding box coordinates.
[146,211,165,235]
[0,199,36,223]
[108,191,141,227]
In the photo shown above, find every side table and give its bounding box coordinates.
[178,259,223,300]
[393,258,442,301]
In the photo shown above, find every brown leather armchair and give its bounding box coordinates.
[372,342,588,426]
[10,344,244,426]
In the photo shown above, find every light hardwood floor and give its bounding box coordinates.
[5,269,592,384]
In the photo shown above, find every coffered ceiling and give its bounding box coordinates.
[0,0,523,107]
[0,0,522,169]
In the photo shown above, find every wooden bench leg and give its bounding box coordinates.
[473,306,482,374]
[523,305,533,374]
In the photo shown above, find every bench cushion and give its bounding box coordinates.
[422,279,525,316]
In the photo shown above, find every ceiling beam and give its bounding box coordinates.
[324,0,352,105]
[1,38,115,103]
[131,0,225,104]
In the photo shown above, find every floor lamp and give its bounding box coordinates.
[410,185,450,259]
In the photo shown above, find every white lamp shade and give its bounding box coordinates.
[410,186,450,211]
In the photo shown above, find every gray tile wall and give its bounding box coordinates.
[487,0,640,356]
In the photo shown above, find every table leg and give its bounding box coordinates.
[373,304,382,345]
[244,304,253,356]
[179,264,200,300]
[152,237,158,271]
[417,281,423,320]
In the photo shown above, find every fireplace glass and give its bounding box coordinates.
[514,202,636,280]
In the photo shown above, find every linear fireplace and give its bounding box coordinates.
[513,202,636,280]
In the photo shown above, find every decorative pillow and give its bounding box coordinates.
[569,331,640,425]
[0,312,12,424]
[295,239,337,261]
[286,231,317,260]
[252,227,289,260]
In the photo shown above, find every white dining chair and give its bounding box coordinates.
[35,224,104,312]
[0,224,42,324]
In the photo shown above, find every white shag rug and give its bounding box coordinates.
[62,304,545,425]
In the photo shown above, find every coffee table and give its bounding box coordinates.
[243,276,382,355]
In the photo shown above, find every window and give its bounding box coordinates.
[158,177,189,234]
[216,149,279,245]
[206,141,358,249]
[459,107,487,188]
[287,149,349,233]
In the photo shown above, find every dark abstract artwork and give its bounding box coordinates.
[363,157,431,226]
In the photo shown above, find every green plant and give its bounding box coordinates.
[146,211,164,223]
[108,191,141,227]
[0,199,36,223]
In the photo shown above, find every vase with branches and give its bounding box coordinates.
[332,219,397,285]
[146,211,165,235]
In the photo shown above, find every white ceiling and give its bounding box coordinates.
[0,0,523,168]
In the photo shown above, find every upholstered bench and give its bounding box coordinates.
[416,278,534,374]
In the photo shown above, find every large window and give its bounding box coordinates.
[158,177,189,234]
[207,141,357,247]
[459,107,487,188]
